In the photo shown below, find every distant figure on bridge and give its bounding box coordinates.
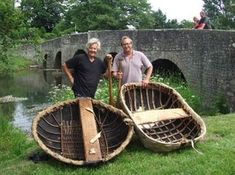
[62,38,107,98]
[197,11,213,29]
[112,36,153,87]
[192,16,201,29]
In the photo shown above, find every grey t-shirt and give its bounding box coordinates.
[112,50,152,84]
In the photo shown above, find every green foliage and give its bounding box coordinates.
[47,73,231,116]
[47,78,119,104]
[0,1,24,39]
[95,78,119,104]
[180,19,195,28]
[51,20,72,36]
[203,0,235,29]
[208,94,230,115]
[20,0,65,32]
[1,0,200,46]
[43,32,58,40]
[118,0,155,29]
[15,27,45,43]
[47,73,203,115]
[0,1,36,73]
[151,9,168,29]
[0,52,32,74]
[0,114,33,159]
[48,84,74,103]
[193,93,230,116]
[63,0,154,32]
[151,9,184,29]
[165,19,181,28]
[0,1,25,64]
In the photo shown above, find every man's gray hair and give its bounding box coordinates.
[121,36,133,45]
[86,38,101,50]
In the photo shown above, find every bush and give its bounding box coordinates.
[0,53,32,74]
[48,84,74,103]
[47,74,203,114]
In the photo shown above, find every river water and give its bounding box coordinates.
[0,69,66,134]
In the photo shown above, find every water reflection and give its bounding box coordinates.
[0,69,66,134]
[43,69,64,85]
[12,102,31,133]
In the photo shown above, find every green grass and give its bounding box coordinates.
[0,54,32,74]
[0,113,234,175]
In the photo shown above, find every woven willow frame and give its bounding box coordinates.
[32,98,134,165]
[119,82,206,152]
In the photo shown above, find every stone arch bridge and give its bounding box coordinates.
[20,29,235,112]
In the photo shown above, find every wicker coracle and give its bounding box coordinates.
[32,98,134,165]
[119,82,206,152]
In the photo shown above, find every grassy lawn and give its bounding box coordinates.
[0,113,234,175]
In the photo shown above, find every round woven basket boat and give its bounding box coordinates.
[119,82,206,152]
[32,97,134,165]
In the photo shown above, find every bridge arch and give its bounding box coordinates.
[43,54,48,69]
[152,59,186,82]
[54,51,62,69]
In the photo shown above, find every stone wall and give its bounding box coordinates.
[18,29,235,112]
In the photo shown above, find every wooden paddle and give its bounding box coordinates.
[116,58,124,108]
[117,58,123,94]
[105,54,114,106]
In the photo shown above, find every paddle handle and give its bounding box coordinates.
[117,59,123,94]
[106,55,114,106]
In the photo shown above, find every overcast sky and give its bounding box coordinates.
[148,0,204,22]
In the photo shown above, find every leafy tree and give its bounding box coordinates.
[165,19,181,28]
[151,9,182,29]
[0,0,24,63]
[180,20,195,29]
[62,0,154,32]
[20,0,65,32]
[152,9,168,28]
[118,0,154,29]
[203,0,235,29]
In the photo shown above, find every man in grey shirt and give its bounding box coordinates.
[112,36,153,86]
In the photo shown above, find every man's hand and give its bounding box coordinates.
[141,79,149,87]
[117,71,123,80]
[104,54,113,65]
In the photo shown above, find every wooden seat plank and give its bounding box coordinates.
[78,98,102,162]
[133,108,189,125]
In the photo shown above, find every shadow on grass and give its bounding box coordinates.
[27,133,198,170]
